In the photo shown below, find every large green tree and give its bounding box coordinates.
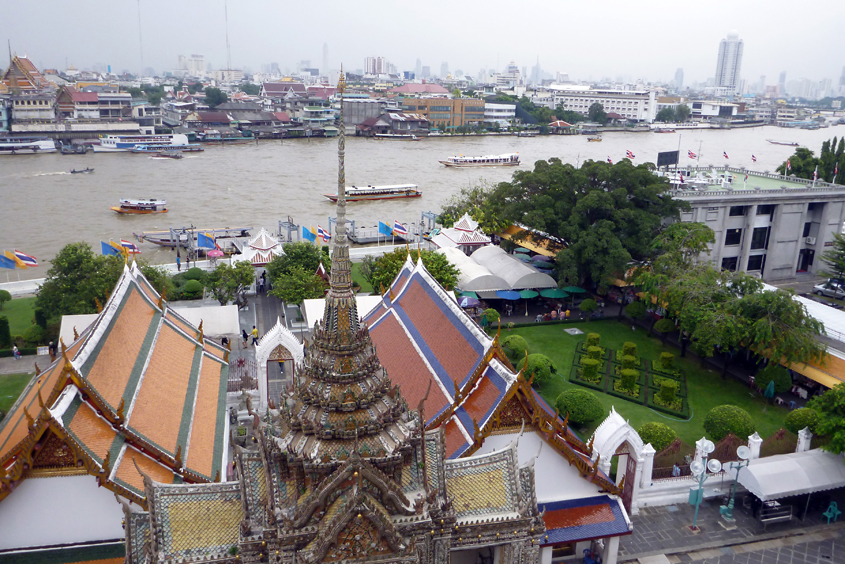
[269,266,326,305]
[655,108,675,123]
[807,384,845,458]
[204,87,228,108]
[205,261,256,306]
[239,83,260,96]
[363,248,459,292]
[675,104,691,122]
[588,102,607,124]
[266,242,329,282]
[822,232,845,280]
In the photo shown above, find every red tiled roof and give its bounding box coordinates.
[273,111,291,122]
[443,418,468,458]
[369,313,450,414]
[197,112,231,123]
[544,502,616,530]
[65,86,98,102]
[262,82,306,94]
[459,376,501,424]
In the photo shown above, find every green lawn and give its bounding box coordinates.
[509,319,790,446]
[0,373,33,416]
[0,297,36,336]
[351,263,374,294]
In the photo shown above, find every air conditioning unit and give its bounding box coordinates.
[806,237,817,245]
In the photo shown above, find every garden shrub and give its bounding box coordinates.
[659,379,679,404]
[653,318,676,335]
[0,317,9,349]
[516,354,557,387]
[620,368,638,391]
[755,365,793,394]
[622,342,637,358]
[586,333,601,347]
[581,358,601,381]
[183,279,204,299]
[637,422,678,451]
[483,308,500,324]
[587,346,602,361]
[501,335,528,362]
[622,354,637,370]
[784,407,819,434]
[580,298,597,316]
[660,352,675,371]
[703,405,756,441]
[0,289,10,310]
[184,267,205,281]
[555,389,604,425]
[23,325,47,346]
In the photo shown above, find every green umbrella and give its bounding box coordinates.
[562,286,587,293]
[517,255,532,262]
[459,291,479,299]
[764,380,776,401]
[540,288,570,298]
[519,290,539,298]
[514,247,531,253]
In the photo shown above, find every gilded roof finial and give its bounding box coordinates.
[73,326,79,340]
[337,64,346,94]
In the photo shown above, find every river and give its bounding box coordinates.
[1,125,843,280]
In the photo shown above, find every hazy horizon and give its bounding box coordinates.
[2,0,843,86]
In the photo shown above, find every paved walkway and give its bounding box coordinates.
[622,500,845,563]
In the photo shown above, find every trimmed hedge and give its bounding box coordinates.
[620,368,639,390]
[555,389,604,424]
[587,346,602,361]
[501,335,529,362]
[516,354,557,387]
[622,342,638,358]
[608,377,646,403]
[568,366,607,392]
[648,373,687,396]
[184,267,205,280]
[659,379,679,404]
[703,405,756,441]
[576,342,609,360]
[659,352,675,371]
[621,354,637,370]
[586,333,601,347]
[785,407,819,434]
[756,365,793,394]
[647,390,689,418]
[638,422,678,451]
[581,358,601,381]
[0,347,38,357]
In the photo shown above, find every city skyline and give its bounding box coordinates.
[1,0,843,86]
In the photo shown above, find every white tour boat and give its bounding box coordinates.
[0,136,57,155]
[94,134,191,153]
[438,153,520,168]
[323,184,422,202]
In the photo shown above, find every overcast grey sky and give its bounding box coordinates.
[2,0,842,84]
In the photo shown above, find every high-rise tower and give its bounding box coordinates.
[715,30,743,92]
[675,68,684,90]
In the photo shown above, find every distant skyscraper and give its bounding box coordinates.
[715,30,743,92]
[840,66,845,86]
[364,56,388,75]
[779,71,786,87]
[415,59,422,78]
[675,68,684,90]
[440,62,449,78]
[421,66,430,79]
[322,43,329,75]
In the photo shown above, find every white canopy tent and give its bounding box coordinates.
[437,247,510,291]
[737,449,845,501]
[469,245,557,290]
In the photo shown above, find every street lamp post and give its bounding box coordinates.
[719,445,752,522]
[690,439,721,531]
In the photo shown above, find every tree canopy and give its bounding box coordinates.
[776,137,845,183]
[807,384,845,457]
[360,248,460,292]
[239,83,260,96]
[266,242,329,282]
[822,232,845,280]
[588,102,607,124]
[204,87,228,108]
[205,261,256,306]
[268,266,326,306]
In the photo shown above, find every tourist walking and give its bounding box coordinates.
[13,345,21,360]
[176,250,181,272]
[242,329,249,348]
[251,325,259,346]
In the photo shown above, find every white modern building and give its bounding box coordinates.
[546,85,657,122]
[715,31,743,93]
[688,100,739,119]
[484,102,516,126]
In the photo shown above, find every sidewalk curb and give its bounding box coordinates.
[619,520,845,562]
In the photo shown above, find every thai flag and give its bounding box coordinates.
[744,173,749,182]
[317,225,331,242]
[723,151,729,159]
[752,154,757,162]
[13,250,38,267]
[119,239,141,254]
[835,163,839,182]
[688,150,697,159]
[607,157,613,164]
[393,220,408,236]
[626,150,635,159]
[813,166,818,181]
[787,158,791,171]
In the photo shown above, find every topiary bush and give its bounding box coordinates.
[620,368,638,391]
[660,352,675,371]
[637,422,678,451]
[580,298,597,318]
[0,317,10,349]
[587,346,602,361]
[0,289,10,311]
[501,335,528,363]
[581,358,601,382]
[22,325,47,346]
[622,342,638,358]
[184,267,205,281]
[483,308,500,324]
[183,279,204,299]
[555,389,604,425]
[755,365,793,394]
[659,379,679,404]
[621,354,637,370]
[586,333,601,347]
[703,405,756,441]
[785,407,819,434]
[516,354,557,387]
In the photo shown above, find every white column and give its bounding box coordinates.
[640,443,656,490]
[797,427,814,452]
[599,456,612,477]
[747,432,763,460]
[602,536,620,564]
[630,453,645,516]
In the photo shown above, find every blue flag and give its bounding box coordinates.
[197,232,216,249]
[0,255,16,269]
[378,221,393,236]
[101,241,121,256]
[302,226,317,242]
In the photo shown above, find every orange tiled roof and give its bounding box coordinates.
[443,418,469,458]
[67,402,119,462]
[114,447,176,495]
[460,375,502,423]
[185,358,225,478]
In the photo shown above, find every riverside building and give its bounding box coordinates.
[546,85,656,123]
[660,167,845,281]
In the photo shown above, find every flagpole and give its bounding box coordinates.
[697,141,702,167]
[676,134,682,172]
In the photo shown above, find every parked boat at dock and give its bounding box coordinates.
[0,136,57,155]
[374,133,421,140]
[653,127,676,133]
[438,153,519,167]
[111,198,168,214]
[130,143,203,153]
[93,134,191,153]
[152,151,184,159]
[323,184,422,202]
[135,227,253,248]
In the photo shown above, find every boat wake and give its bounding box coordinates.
[33,171,70,176]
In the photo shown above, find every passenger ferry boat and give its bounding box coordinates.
[438,153,520,168]
[653,127,676,133]
[94,134,190,152]
[130,143,203,153]
[111,198,168,214]
[0,136,57,155]
[323,184,422,202]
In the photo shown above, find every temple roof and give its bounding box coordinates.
[0,264,230,506]
[2,55,53,91]
[540,495,631,545]
[234,227,284,266]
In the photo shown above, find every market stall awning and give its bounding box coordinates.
[737,449,845,501]
[787,350,845,390]
[498,225,564,258]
